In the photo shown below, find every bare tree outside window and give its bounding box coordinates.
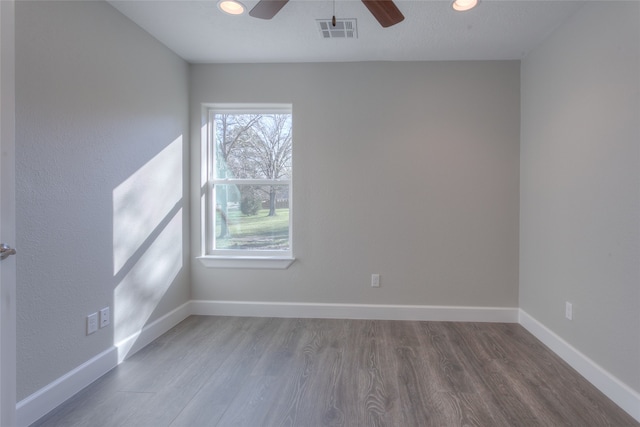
[210,109,293,253]
[237,114,292,216]
[214,113,261,238]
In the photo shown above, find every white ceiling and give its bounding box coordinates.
[108,0,584,63]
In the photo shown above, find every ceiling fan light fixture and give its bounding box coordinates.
[218,0,246,15]
[452,0,478,12]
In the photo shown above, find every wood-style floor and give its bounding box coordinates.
[33,316,637,427]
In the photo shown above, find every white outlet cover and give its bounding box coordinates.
[100,307,110,328]
[87,313,98,335]
[565,302,573,320]
[371,274,380,287]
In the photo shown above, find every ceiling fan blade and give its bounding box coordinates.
[249,0,289,19]
[361,0,404,28]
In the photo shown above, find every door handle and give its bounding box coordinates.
[0,243,16,260]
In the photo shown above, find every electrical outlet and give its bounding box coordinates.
[99,307,110,328]
[565,302,573,320]
[87,313,98,335]
[371,274,380,288]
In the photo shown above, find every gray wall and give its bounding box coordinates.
[520,1,640,393]
[15,1,190,400]
[190,62,521,307]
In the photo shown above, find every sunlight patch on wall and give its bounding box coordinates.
[114,209,183,358]
[112,136,184,360]
[113,137,183,275]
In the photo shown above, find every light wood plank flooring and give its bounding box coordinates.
[32,316,638,426]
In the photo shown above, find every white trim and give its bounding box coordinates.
[115,301,191,363]
[190,300,519,322]
[0,1,17,425]
[16,347,117,427]
[16,303,639,426]
[15,302,191,427]
[203,106,294,260]
[205,103,292,115]
[519,309,640,423]
[197,256,295,269]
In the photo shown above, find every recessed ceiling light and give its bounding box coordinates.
[218,0,246,15]
[452,0,478,12]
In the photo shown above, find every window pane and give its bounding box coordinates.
[214,184,290,251]
[214,113,292,180]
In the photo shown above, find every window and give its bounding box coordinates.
[199,104,294,269]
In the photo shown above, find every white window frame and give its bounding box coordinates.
[197,103,295,269]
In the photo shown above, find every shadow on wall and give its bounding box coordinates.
[112,136,184,362]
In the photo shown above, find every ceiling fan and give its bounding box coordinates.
[249,0,405,28]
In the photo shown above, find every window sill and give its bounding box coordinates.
[197,256,296,270]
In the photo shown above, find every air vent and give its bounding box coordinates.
[317,18,358,39]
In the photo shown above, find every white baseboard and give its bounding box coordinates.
[190,300,520,323]
[115,301,191,363]
[16,301,191,427]
[519,309,640,423]
[17,302,638,426]
[16,346,118,427]
[15,300,515,427]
